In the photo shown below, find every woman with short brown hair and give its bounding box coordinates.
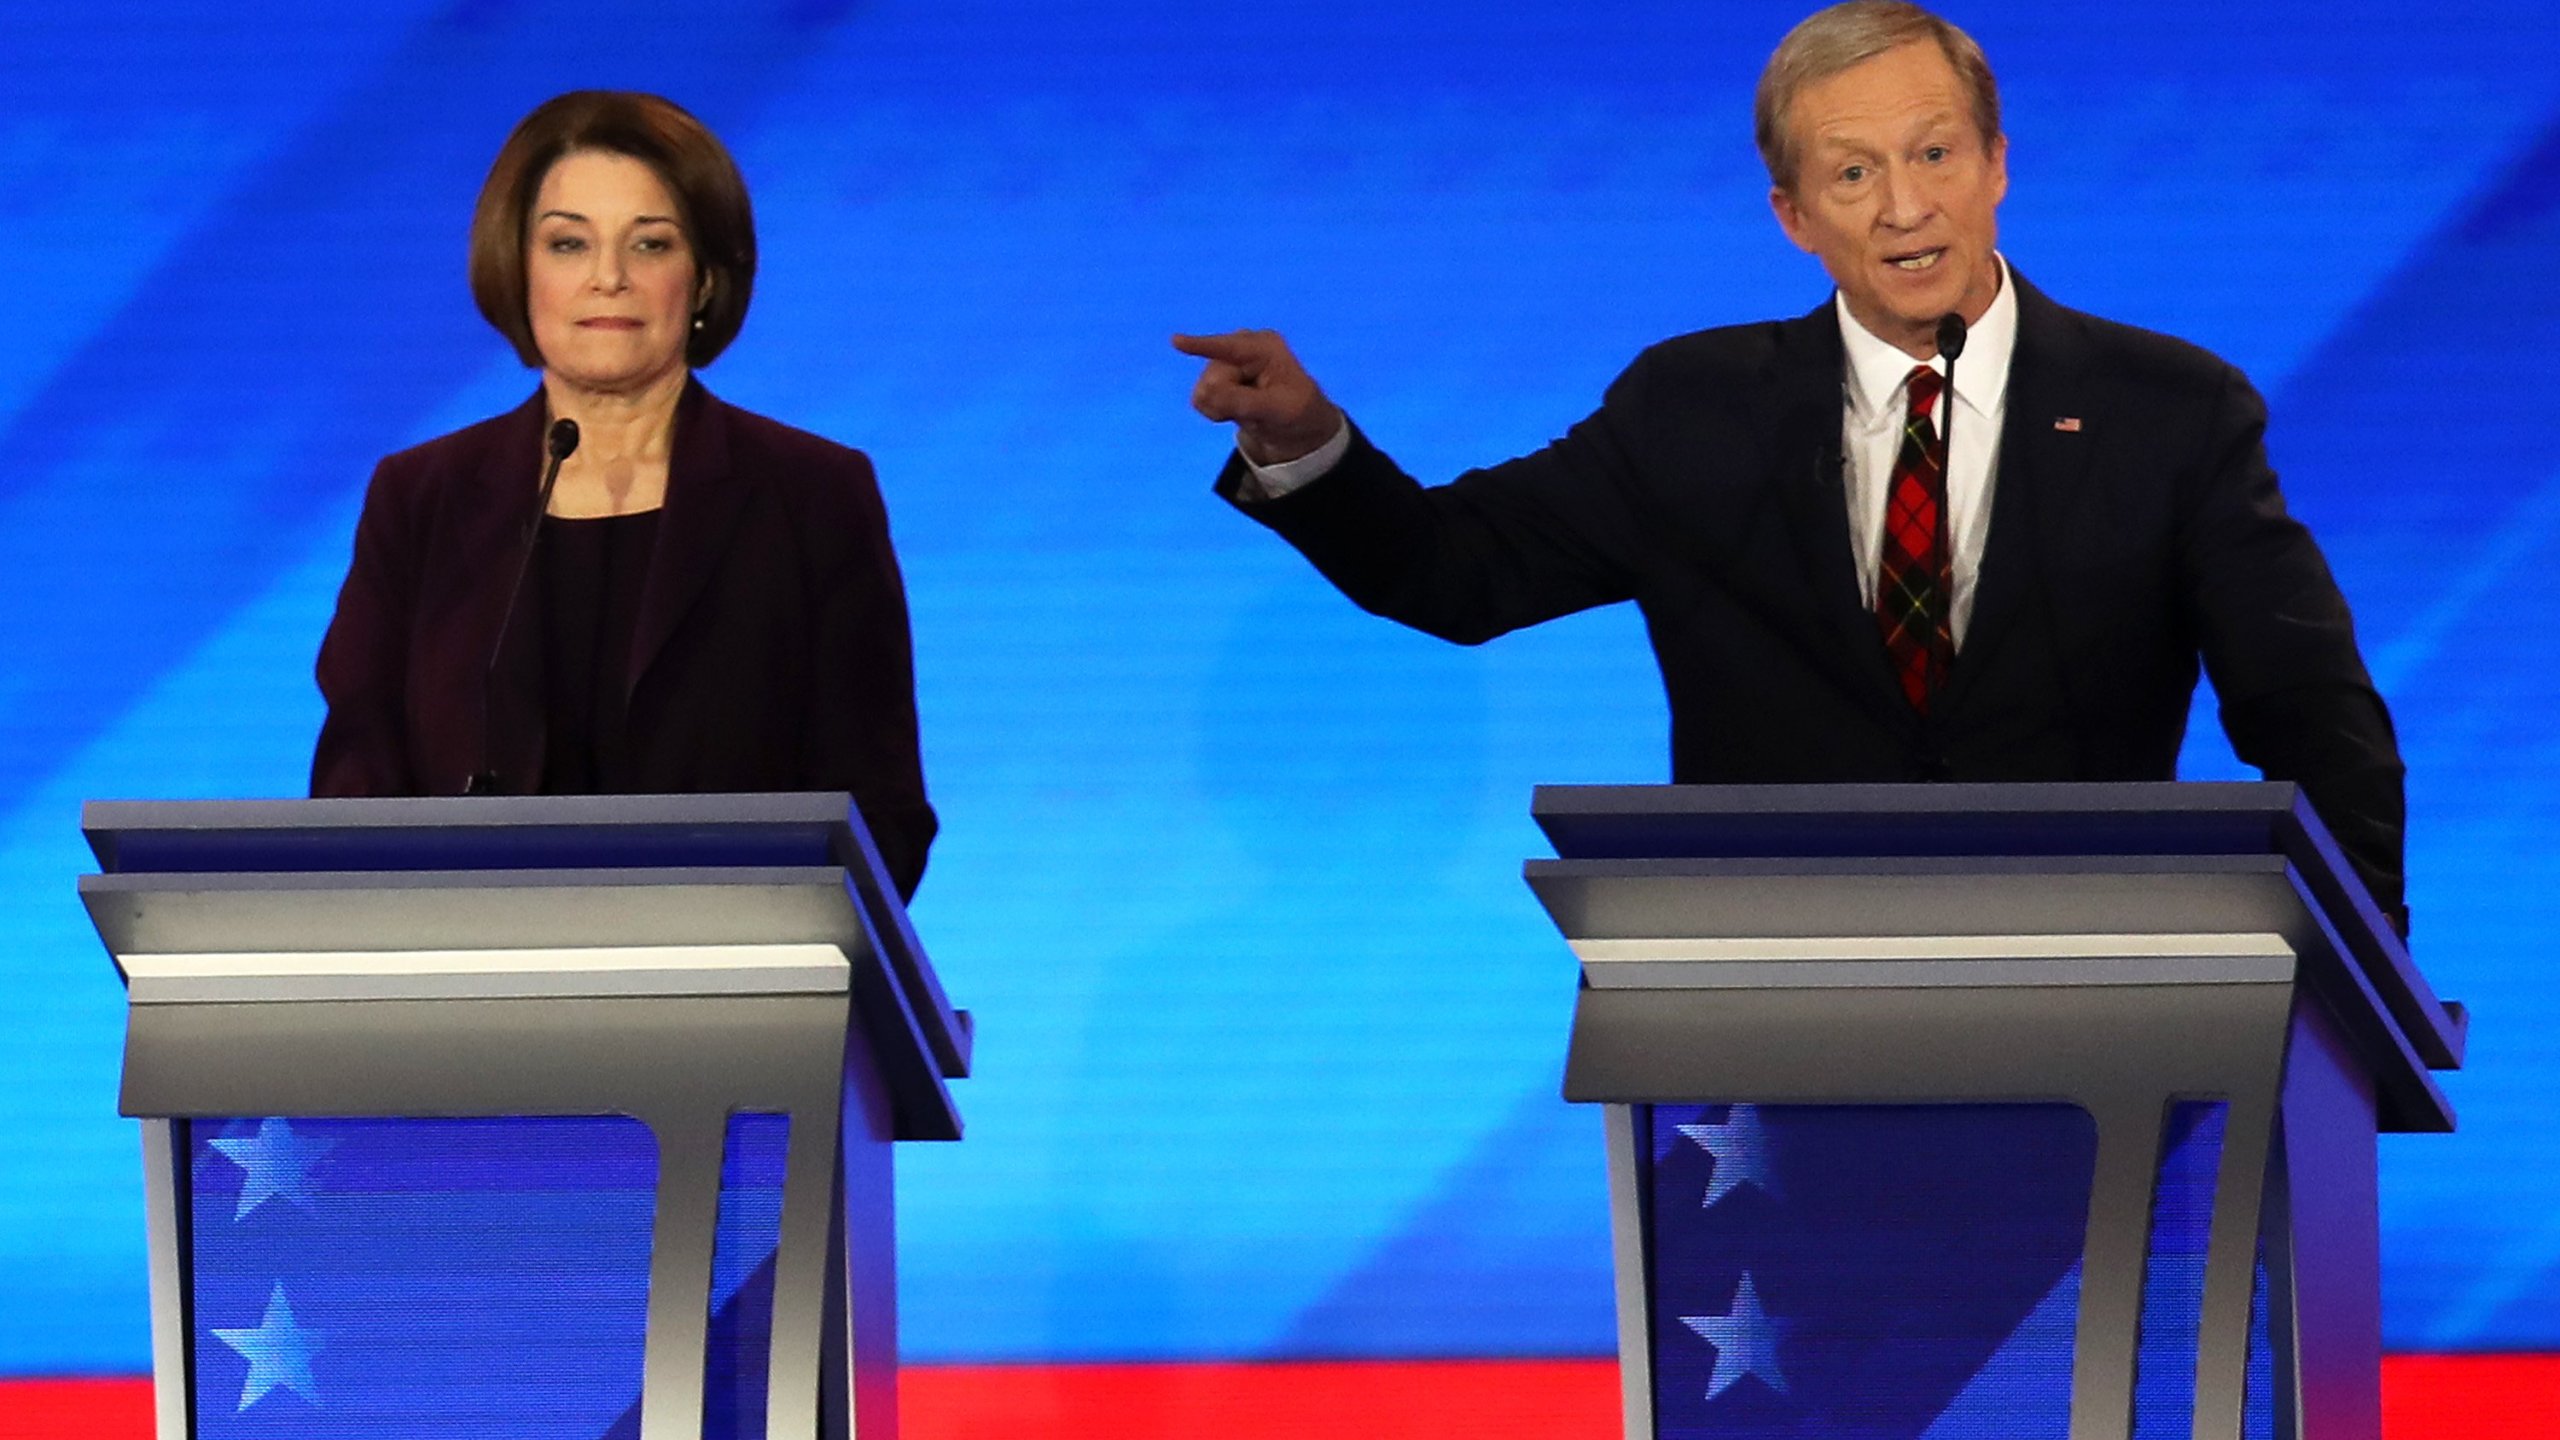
[312,91,936,896]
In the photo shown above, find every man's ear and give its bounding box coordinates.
[1770,185,1814,255]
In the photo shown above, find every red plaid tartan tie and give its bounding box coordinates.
[1875,365,1951,712]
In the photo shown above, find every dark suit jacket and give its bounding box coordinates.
[1221,275,2407,927]
[313,380,936,897]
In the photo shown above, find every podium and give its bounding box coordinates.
[1530,782,2463,1440]
[80,793,969,1440]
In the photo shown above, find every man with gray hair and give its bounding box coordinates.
[1172,1,2407,930]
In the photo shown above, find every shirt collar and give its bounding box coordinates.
[1836,253,2018,421]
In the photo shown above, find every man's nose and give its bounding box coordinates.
[1877,165,1932,229]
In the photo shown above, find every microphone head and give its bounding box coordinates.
[1935,313,1968,362]
[547,418,581,462]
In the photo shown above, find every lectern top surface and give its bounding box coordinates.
[83,793,860,874]
[85,791,978,1089]
[1533,780,2311,860]
[1529,779,2464,1100]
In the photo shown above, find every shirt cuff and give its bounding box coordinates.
[1235,419,1352,501]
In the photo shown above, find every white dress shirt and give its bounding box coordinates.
[1838,256,2016,645]
[1242,257,2019,646]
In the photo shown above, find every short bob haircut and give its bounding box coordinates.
[469,91,757,369]
[1754,1,2001,193]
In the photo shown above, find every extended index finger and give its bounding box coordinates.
[1170,330,1273,366]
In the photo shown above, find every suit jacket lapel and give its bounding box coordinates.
[1944,273,2097,709]
[627,379,750,699]
[1766,301,1916,722]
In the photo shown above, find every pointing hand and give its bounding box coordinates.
[1172,329,1344,466]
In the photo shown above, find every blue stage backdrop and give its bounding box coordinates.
[2,0,2555,1374]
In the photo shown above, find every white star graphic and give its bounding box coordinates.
[207,1118,335,1220]
[1681,1271,1788,1400]
[1675,1105,1779,1207]
[212,1283,322,1411]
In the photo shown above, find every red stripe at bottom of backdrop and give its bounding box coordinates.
[2,1355,2555,1438]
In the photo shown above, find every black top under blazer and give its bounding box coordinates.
[1221,274,2407,928]
[313,380,936,897]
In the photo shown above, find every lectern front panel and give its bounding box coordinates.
[186,1115,658,1438]
[1622,1098,2292,1440]
[1640,1102,2096,1438]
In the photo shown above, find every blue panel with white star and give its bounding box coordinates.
[1645,1103,2099,1438]
[188,1116,659,1438]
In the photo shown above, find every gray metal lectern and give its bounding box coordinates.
[81,793,969,1440]
[1530,782,2462,1440]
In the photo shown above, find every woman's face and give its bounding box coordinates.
[524,149,704,393]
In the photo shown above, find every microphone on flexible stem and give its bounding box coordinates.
[1934,313,1968,360]
[1934,311,1967,468]
[1930,313,1966,693]
[463,418,581,795]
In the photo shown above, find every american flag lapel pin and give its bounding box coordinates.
[2053,416,2083,432]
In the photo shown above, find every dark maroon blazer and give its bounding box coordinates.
[312,380,936,897]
